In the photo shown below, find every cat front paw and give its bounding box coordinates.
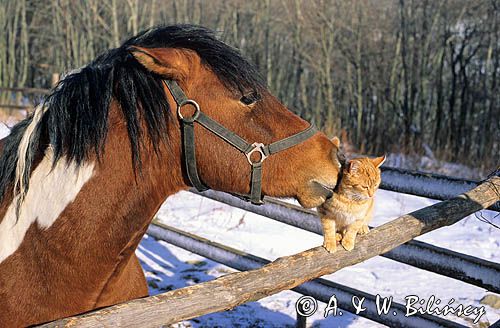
[323,238,337,253]
[358,224,370,235]
[341,237,355,251]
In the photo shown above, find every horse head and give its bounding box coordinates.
[126,26,341,207]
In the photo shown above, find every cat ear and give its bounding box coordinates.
[347,160,359,173]
[372,155,386,168]
[331,136,341,148]
[129,46,190,80]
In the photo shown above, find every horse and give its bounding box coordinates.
[0,25,341,326]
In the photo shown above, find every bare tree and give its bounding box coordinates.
[0,0,497,175]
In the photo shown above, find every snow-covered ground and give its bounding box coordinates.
[139,190,499,327]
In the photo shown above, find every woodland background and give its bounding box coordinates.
[0,0,498,173]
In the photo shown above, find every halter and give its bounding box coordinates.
[164,80,317,205]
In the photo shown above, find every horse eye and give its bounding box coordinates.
[240,92,260,106]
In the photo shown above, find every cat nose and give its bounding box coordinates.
[368,190,374,197]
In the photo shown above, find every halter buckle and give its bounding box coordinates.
[246,143,267,165]
[177,99,200,122]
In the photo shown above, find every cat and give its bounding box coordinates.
[318,137,385,253]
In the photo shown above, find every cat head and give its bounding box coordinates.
[340,155,386,200]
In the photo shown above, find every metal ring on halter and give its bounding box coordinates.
[246,142,267,165]
[177,99,201,122]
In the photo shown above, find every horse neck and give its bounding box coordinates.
[71,112,187,258]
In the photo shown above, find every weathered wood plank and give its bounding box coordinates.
[144,221,465,327]
[0,104,31,110]
[0,87,50,95]
[39,175,499,328]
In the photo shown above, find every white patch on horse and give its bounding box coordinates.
[0,147,94,263]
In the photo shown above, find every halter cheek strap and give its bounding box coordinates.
[164,80,317,205]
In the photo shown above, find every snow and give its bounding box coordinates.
[138,190,500,327]
[0,123,11,139]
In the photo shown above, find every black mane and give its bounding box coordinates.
[0,24,265,202]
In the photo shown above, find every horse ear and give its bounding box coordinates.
[372,155,386,168]
[331,136,341,148]
[129,46,189,80]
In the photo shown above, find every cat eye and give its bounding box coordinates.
[240,91,261,106]
[355,184,369,190]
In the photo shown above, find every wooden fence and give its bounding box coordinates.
[39,170,500,328]
[0,86,50,112]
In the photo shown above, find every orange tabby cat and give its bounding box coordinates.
[318,138,385,253]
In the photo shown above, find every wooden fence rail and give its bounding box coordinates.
[0,86,49,113]
[193,189,500,293]
[380,167,499,211]
[0,104,32,110]
[145,221,464,328]
[0,87,50,95]
[40,173,499,327]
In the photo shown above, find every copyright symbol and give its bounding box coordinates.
[295,295,318,317]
